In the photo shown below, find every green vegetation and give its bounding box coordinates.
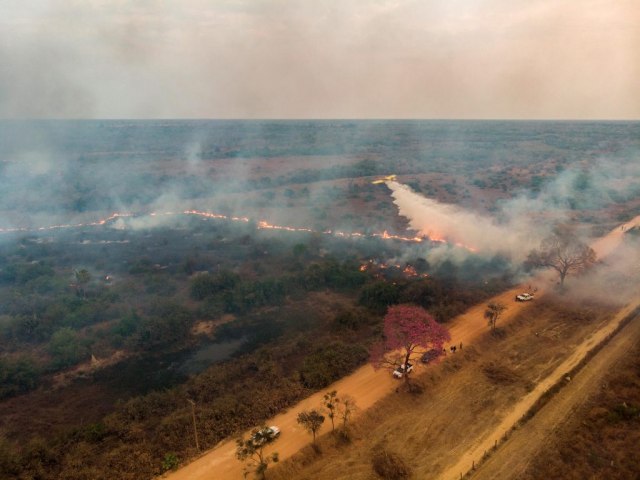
[0,217,510,479]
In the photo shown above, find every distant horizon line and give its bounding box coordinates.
[1,117,639,122]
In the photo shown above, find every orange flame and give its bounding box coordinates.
[0,209,476,251]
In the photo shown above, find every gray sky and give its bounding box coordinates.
[1,0,638,119]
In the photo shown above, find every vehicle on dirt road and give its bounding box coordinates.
[420,348,442,363]
[250,426,280,445]
[393,363,414,378]
[515,293,534,302]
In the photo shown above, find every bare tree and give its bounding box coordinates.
[484,302,507,331]
[337,395,357,431]
[296,410,325,444]
[526,227,596,287]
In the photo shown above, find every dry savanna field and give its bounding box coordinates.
[267,294,640,480]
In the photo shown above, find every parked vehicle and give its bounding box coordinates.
[393,362,414,378]
[420,348,442,364]
[515,293,534,302]
[251,425,280,445]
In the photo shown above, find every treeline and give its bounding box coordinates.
[0,255,500,479]
[190,258,367,314]
[0,220,513,479]
[0,252,370,401]
[0,321,371,479]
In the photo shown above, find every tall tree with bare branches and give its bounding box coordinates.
[526,226,596,287]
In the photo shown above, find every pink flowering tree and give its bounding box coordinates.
[370,304,450,380]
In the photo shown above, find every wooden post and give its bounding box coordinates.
[187,399,200,452]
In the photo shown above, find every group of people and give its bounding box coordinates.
[444,342,463,354]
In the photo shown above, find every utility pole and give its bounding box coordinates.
[187,399,200,452]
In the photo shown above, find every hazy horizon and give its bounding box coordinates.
[2,0,638,120]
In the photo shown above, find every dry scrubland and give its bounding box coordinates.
[2,121,639,479]
[267,296,636,480]
[471,301,640,480]
[518,333,640,479]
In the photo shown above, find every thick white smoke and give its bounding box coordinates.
[387,180,548,261]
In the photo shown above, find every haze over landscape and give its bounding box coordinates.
[1,0,638,119]
[1,2,639,480]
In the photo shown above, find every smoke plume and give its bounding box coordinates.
[387,181,542,260]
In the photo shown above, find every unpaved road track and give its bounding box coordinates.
[165,290,535,480]
[440,299,640,480]
[469,303,640,480]
[165,217,639,480]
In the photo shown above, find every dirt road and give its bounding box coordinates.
[440,298,640,480]
[165,291,535,480]
[165,217,639,480]
[590,215,640,258]
[469,303,640,480]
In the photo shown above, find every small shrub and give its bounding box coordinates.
[161,452,179,472]
[371,447,412,479]
[335,429,351,445]
[490,327,507,339]
[481,362,521,385]
[607,402,639,423]
[406,380,425,395]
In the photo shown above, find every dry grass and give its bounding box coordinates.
[268,297,616,480]
[481,362,527,387]
[520,340,640,480]
[370,444,412,479]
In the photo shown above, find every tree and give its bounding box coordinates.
[236,426,279,480]
[526,227,596,287]
[323,390,338,432]
[299,342,368,389]
[73,269,91,298]
[48,327,86,368]
[370,304,450,381]
[296,409,325,444]
[0,356,40,400]
[337,394,357,431]
[484,302,507,331]
[358,281,401,313]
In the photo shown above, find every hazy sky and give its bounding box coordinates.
[1,0,638,119]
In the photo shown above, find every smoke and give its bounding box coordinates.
[386,157,640,266]
[387,180,544,261]
[1,1,638,119]
[563,228,640,305]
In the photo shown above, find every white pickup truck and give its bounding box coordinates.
[392,363,414,379]
[250,426,280,445]
[515,293,534,302]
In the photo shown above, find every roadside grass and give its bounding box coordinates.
[268,296,616,480]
